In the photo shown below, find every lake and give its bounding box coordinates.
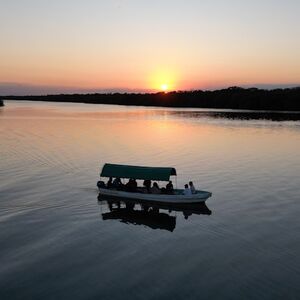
[0,101,300,299]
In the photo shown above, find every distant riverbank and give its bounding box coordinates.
[2,87,300,111]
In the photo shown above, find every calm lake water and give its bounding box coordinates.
[1,101,300,299]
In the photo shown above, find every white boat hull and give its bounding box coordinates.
[98,188,212,204]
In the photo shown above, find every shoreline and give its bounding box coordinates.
[2,86,300,111]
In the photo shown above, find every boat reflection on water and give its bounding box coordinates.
[97,194,212,232]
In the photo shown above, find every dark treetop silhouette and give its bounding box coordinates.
[2,86,300,111]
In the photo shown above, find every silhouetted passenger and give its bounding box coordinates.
[151,182,161,194]
[125,179,132,192]
[126,178,137,192]
[183,184,192,195]
[132,179,137,190]
[143,179,151,193]
[132,179,137,192]
[189,181,196,194]
[107,177,113,189]
[166,181,174,194]
[113,177,123,189]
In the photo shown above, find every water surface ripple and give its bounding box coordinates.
[0,101,300,299]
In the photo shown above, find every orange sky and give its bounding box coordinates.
[0,1,300,94]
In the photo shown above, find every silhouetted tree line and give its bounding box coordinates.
[3,86,300,111]
[0,99,4,106]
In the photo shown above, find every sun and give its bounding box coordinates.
[161,84,169,92]
[148,68,178,92]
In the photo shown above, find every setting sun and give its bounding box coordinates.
[161,84,168,92]
[148,68,178,92]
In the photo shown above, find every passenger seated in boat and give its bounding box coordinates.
[166,181,174,194]
[132,179,137,191]
[125,179,132,192]
[143,179,151,193]
[189,181,196,194]
[113,177,123,189]
[151,182,161,194]
[183,184,192,195]
[126,178,137,192]
[107,177,114,189]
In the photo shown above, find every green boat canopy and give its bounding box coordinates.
[100,163,177,181]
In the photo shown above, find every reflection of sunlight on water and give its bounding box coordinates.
[1,102,300,187]
[4,100,300,123]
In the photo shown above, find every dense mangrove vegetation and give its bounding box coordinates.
[3,87,300,111]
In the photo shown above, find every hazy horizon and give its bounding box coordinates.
[1,82,300,96]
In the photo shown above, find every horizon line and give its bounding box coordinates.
[2,85,300,98]
[1,82,300,97]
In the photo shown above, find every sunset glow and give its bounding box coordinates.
[161,84,168,92]
[148,68,178,92]
[0,1,299,95]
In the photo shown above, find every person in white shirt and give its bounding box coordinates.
[183,184,192,195]
[189,181,196,194]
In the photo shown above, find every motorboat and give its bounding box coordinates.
[97,163,212,205]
